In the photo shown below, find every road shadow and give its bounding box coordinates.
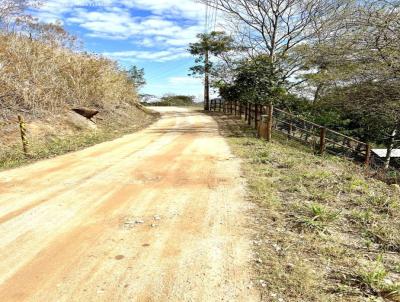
[206,111,257,139]
[148,127,216,134]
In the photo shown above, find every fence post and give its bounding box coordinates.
[248,103,252,125]
[245,102,248,121]
[288,119,293,138]
[266,103,274,142]
[18,115,29,156]
[319,127,327,155]
[365,144,372,167]
[254,104,259,129]
[258,115,268,139]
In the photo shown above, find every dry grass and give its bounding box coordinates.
[0,24,159,170]
[0,104,159,170]
[0,31,137,114]
[212,113,400,302]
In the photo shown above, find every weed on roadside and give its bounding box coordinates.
[212,113,400,301]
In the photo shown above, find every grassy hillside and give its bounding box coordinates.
[0,31,137,112]
[0,29,158,170]
[213,113,400,302]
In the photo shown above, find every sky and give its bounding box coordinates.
[32,0,211,99]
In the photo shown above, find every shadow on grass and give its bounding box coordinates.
[207,111,257,139]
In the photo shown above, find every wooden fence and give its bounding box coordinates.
[209,99,399,183]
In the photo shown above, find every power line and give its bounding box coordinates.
[212,0,219,32]
[205,0,209,33]
[145,62,195,82]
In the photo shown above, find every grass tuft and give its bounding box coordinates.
[211,113,400,301]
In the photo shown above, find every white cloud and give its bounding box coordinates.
[32,0,206,62]
[102,48,191,62]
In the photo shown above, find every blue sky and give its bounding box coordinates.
[33,0,208,99]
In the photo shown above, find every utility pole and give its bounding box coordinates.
[204,48,210,111]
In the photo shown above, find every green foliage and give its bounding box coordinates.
[295,1,400,152]
[127,65,146,90]
[296,203,341,234]
[188,31,234,76]
[218,55,288,105]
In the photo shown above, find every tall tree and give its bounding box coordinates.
[188,31,234,111]
[127,66,146,90]
[199,0,335,90]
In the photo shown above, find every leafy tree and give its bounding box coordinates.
[127,66,146,90]
[318,82,400,168]
[300,0,400,168]
[188,31,234,110]
[217,55,289,106]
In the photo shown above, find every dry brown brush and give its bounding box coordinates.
[0,27,138,115]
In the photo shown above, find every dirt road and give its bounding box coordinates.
[0,107,258,302]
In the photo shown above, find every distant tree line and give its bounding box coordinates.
[142,95,196,107]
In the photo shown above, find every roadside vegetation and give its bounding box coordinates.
[0,106,157,170]
[0,0,158,170]
[193,0,400,169]
[144,94,199,107]
[213,113,400,301]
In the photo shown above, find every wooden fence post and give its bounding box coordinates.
[365,144,372,167]
[258,115,268,139]
[18,115,29,156]
[319,127,327,155]
[248,103,252,125]
[266,103,273,142]
[288,118,293,138]
[254,104,259,130]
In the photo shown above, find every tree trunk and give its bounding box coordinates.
[204,49,210,111]
[384,129,397,169]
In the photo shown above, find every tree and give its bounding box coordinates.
[0,0,40,30]
[127,66,146,90]
[220,55,287,105]
[188,31,234,110]
[199,0,335,90]
[301,0,400,168]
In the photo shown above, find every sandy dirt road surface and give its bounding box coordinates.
[0,107,258,302]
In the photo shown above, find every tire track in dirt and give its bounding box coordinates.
[0,107,258,302]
